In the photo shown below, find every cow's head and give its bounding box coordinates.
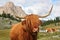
[14,5,53,33]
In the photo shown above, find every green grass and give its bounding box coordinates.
[38,32,60,40]
[0,29,10,40]
[0,18,18,29]
[0,29,60,40]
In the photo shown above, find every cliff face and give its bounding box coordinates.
[0,2,26,17]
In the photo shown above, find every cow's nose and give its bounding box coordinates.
[33,28,38,32]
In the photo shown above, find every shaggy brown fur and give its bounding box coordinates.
[10,14,41,40]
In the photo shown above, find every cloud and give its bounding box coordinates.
[10,0,26,5]
[24,2,52,15]
[53,5,60,17]
[23,0,60,20]
[0,0,9,6]
[23,3,53,20]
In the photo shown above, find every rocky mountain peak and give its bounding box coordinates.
[0,2,26,17]
[4,2,15,8]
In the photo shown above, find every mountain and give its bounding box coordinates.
[0,2,26,17]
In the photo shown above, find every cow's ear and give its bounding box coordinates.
[22,20,26,25]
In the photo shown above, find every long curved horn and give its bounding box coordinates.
[39,5,53,18]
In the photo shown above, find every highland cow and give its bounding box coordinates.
[10,5,53,40]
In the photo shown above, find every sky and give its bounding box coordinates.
[0,0,60,20]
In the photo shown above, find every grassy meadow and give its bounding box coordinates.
[0,17,60,40]
[0,29,10,40]
[0,25,60,40]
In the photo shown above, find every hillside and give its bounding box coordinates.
[0,17,18,30]
[0,2,26,17]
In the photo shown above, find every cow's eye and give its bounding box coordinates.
[34,26,38,28]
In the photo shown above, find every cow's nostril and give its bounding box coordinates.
[33,28,38,32]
